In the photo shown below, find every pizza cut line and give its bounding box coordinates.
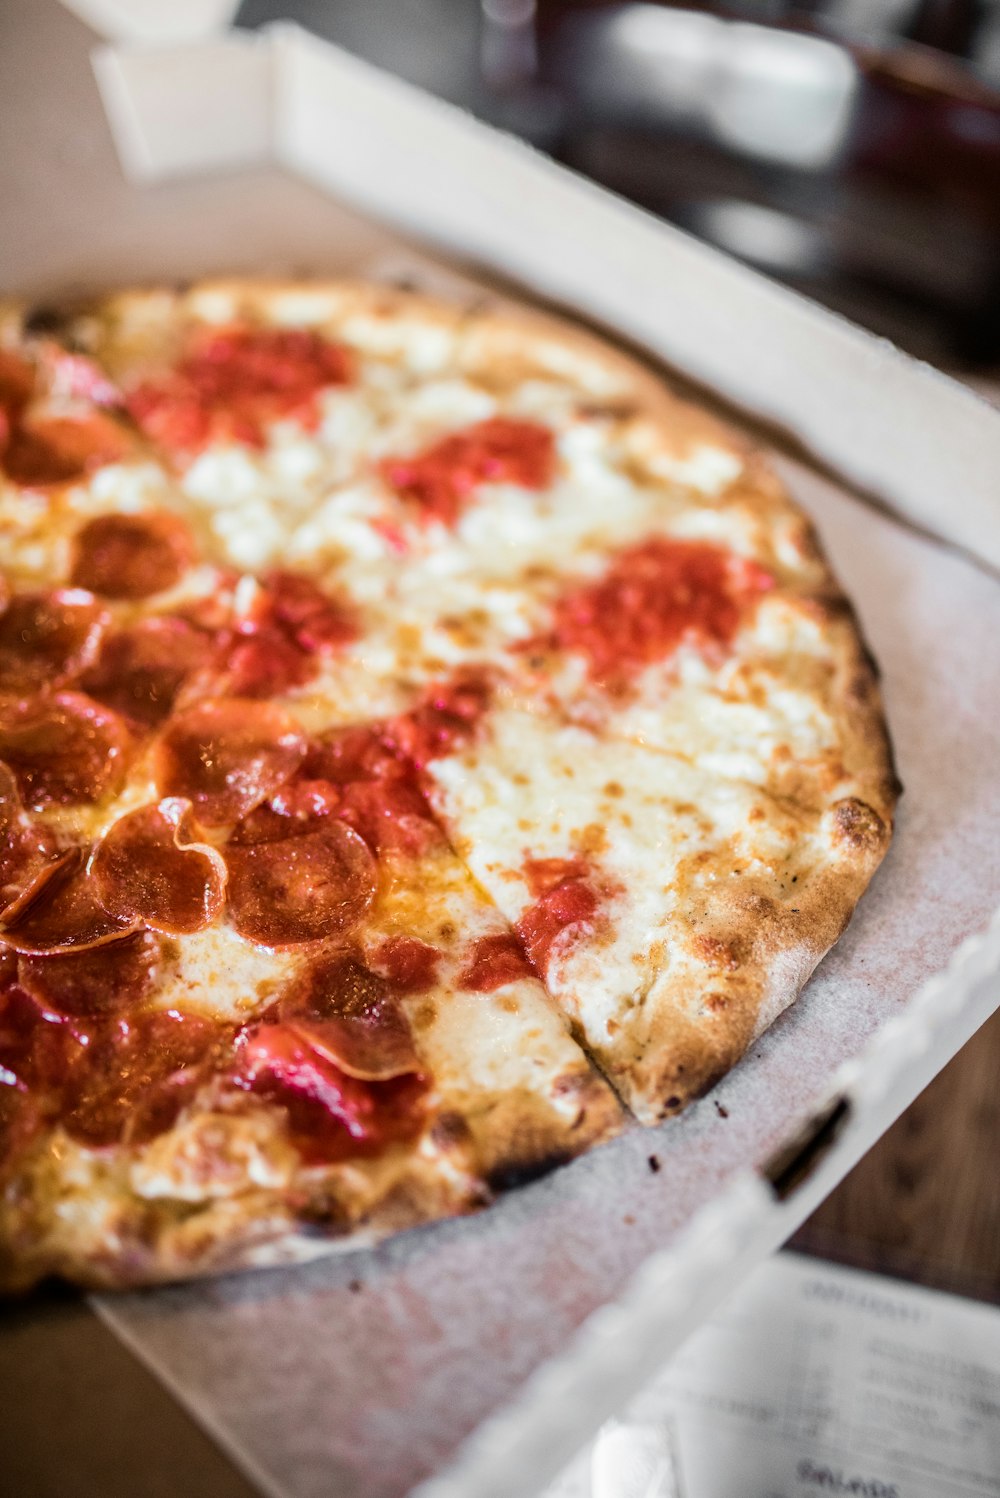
[0,281,899,1290]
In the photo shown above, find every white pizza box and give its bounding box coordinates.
[6,4,1000,1497]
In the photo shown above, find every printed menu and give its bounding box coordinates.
[546,1253,1000,1498]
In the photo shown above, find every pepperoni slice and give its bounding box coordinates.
[2,411,127,487]
[0,852,138,954]
[18,930,161,1019]
[70,511,195,600]
[0,982,81,1167]
[0,981,227,1153]
[278,952,422,1079]
[382,417,555,527]
[304,724,402,786]
[90,800,227,936]
[127,326,353,457]
[0,766,64,916]
[80,616,211,729]
[0,350,35,416]
[303,725,445,856]
[155,698,307,827]
[225,809,376,947]
[64,1009,228,1148]
[336,779,443,859]
[269,778,341,821]
[0,588,107,694]
[236,1021,426,1164]
[0,692,132,809]
[0,980,229,1151]
[532,538,774,687]
[458,933,534,993]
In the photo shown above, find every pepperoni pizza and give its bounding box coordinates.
[0,282,898,1289]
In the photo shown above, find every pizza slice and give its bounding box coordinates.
[412,696,893,1125]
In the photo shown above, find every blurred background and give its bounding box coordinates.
[235,0,1000,368]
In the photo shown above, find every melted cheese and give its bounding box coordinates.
[425,704,822,1118]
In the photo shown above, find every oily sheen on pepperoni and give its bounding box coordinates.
[236,1022,426,1164]
[0,349,35,416]
[225,805,377,947]
[67,1009,229,1149]
[303,727,445,857]
[0,589,107,695]
[155,698,307,826]
[0,693,132,809]
[278,953,422,1080]
[0,852,138,955]
[0,763,66,922]
[70,511,195,600]
[81,616,211,729]
[126,327,353,456]
[0,981,229,1152]
[382,417,555,527]
[1,411,127,488]
[535,538,774,687]
[90,800,227,936]
[18,930,162,1019]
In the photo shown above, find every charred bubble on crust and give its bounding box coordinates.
[692,934,742,972]
[294,1194,353,1237]
[486,1149,574,1194]
[831,797,887,853]
[23,305,78,342]
[428,1110,473,1154]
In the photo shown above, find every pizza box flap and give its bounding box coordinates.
[89,21,1000,575]
[59,0,239,47]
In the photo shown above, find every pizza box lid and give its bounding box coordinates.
[6,6,1000,1496]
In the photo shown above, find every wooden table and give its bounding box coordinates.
[792,1003,1000,1303]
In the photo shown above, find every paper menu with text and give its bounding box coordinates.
[546,1252,1000,1498]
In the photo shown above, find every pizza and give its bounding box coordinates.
[0,279,898,1290]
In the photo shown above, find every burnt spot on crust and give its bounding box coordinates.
[831,797,888,853]
[292,1194,354,1238]
[428,1110,474,1153]
[486,1148,574,1194]
[23,304,76,341]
